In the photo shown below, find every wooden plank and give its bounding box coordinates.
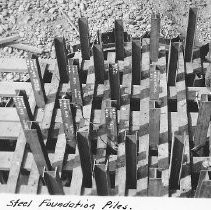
[40,73,60,135]
[131,111,140,131]
[96,123,107,162]
[136,37,150,196]
[0,152,13,170]
[8,43,43,54]
[28,85,51,124]
[119,63,132,139]
[0,35,20,45]
[107,51,116,64]
[22,152,54,172]
[1,69,53,194]
[148,45,168,196]
[169,86,210,100]
[4,130,26,193]
[177,47,189,130]
[0,82,32,97]
[76,63,95,191]
[170,112,179,133]
[115,142,126,195]
[69,146,83,195]
[186,60,201,75]
[0,58,54,73]
[157,49,169,195]
[194,95,211,154]
[77,65,95,124]
[102,42,130,52]
[176,45,192,195]
[141,36,150,68]
[18,155,55,193]
[96,64,110,161]
[0,122,21,140]
[93,110,101,125]
[24,162,40,194]
[4,85,37,193]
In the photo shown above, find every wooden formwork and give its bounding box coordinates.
[0,7,211,197]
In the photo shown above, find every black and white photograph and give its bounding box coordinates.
[0,0,211,209]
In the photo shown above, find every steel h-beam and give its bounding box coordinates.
[24,121,52,175]
[97,30,102,47]
[67,59,83,107]
[43,167,65,195]
[93,44,105,84]
[109,63,121,108]
[184,7,198,62]
[94,161,110,195]
[105,107,118,151]
[78,18,90,60]
[150,13,160,63]
[77,131,93,188]
[167,42,180,86]
[59,98,76,150]
[26,53,47,108]
[149,64,160,100]
[169,134,184,190]
[148,168,163,196]
[115,19,124,61]
[149,106,160,149]
[125,135,137,189]
[54,37,69,83]
[13,89,33,130]
[132,38,141,85]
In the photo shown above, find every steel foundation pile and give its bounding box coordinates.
[0,7,211,197]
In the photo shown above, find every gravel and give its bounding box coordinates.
[0,0,210,106]
[0,0,210,58]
